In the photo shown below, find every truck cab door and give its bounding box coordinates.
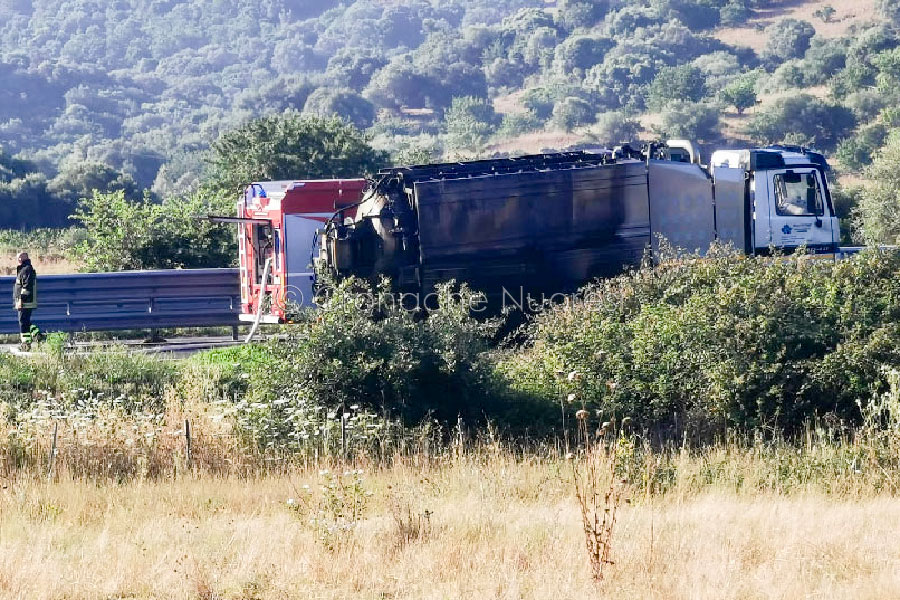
[762,168,836,253]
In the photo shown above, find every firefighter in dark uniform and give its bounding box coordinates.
[13,252,38,348]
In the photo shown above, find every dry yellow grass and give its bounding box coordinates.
[0,252,81,276]
[715,0,878,50]
[1,454,899,600]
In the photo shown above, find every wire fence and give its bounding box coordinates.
[0,414,539,481]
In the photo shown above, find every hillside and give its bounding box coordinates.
[1,0,899,229]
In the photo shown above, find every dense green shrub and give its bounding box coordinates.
[0,347,176,416]
[551,97,596,132]
[762,18,816,64]
[746,94,855,151]
[856,130,900,244]
[718,74,758,114]
[497,112,545,137]
[645,65,708,112]
[208,113,388,196]
[70,189,236,271]
[499,249,900,437]
[656,101,721,141]
[444,96,500,149]
[588,111,641,145]
[835,123,889,171]
[209,279,509,449]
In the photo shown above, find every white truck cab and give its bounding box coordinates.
[710,148,840,255]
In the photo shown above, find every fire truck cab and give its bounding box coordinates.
[235,179,366,323]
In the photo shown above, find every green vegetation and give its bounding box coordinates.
[6,250,900,457]
[70,189,236,271]
[502,248,900,436]
[4,0,900,238]
[207,113,388,196]
[0,346,176,415]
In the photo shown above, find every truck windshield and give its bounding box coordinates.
[774,171,823,217]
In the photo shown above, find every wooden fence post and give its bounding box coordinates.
[47,422,58,482]
[184,419,192,472]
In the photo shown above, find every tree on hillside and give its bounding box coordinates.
[763,19,816,64]
[0,147,76,228]
[746,94,855,150]
[71,189,237,272]
[303,87,376,129]
[556,0,609,31]
[0,147,34,182]
[552,35,615,75]
[719,75,758,115]
[878,0,900,25]
[645,65,707,112]
[47,161,141,204]
[325,49,387,91]
[589,111,641,145]
[719,1,751,26]
[444,96,500,150]
[656,101,721,142]
[208,113,388,195]
[856,130,900,244]
[835,123,889,171]
[813,5,836,23]
[551,96,596,132]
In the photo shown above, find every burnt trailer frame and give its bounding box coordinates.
[319,147,839,306]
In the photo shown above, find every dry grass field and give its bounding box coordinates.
[2,436,900,600]
[0,252,81,275]
[714,0,878,50]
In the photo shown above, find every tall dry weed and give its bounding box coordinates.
[571,411,625,581]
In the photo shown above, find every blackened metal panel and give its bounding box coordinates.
[412,162,650,295]
[648,161,716,256]
[713,166,749,254]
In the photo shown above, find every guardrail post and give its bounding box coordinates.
[231,325,239,341]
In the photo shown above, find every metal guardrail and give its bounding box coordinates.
[0,269,240,334]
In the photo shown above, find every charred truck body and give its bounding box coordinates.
[316,143,840,303]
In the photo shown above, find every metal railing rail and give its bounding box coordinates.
[0,268,240,334]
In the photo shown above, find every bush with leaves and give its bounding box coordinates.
[801,37,847,85]
[443,96,500,150]
[551,96,596,132]
[226,279,507,444]
[719,74,758,114]
[70,189,236,271]
[856,130,900,244]
[719,0,750,26]
[303,87,376,129]
[879,0,900,25]
[497,112,545,137]
[588,111,641,145]
[556,0,608,32]
[656,101,721,142]
[499,248,900,437]
[746,94,855,151]
[835,123,889,172]
[691,51,742,92]
[520,86,558,120]
[762,18,816,64]
[645,65,707,112]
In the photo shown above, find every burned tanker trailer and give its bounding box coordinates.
[315,144,841,307]
[316,151,654,306]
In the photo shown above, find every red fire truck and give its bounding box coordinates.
[224,179,367,323]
